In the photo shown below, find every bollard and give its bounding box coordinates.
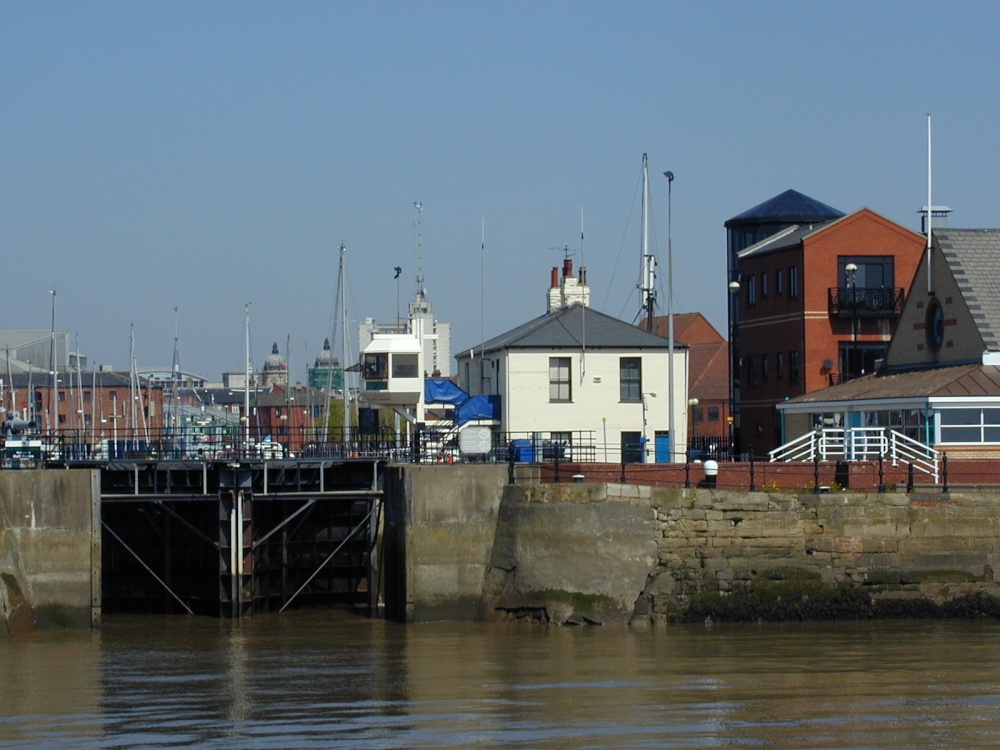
[749,454,756,492]
[684,461,691,489]
[700,459,719,489]
[907,462,914,493]
[813,452,820,494]
[942,454,949,493]
[878,454,885,493]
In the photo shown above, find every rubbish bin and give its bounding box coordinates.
[510,439,534,463]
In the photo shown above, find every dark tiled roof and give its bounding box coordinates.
[459,304,684,356]
[784,364,1000,404]
[935,229,1000,351]
[725,189,844,227]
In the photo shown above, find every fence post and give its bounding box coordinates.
[508,445,515,485]
[749,454,756,492]
[553,451,561,483]
[942,454,949,493]
[684,461,691,489]
[906,462,914,493]
[620,459,627,485]
[813,451,820,494]
[878,453,885,493]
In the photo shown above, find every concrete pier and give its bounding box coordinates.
[0,470,100,635]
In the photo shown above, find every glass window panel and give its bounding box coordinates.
[391,353,419,378]
[985,427,1000,443]
[940,426,981,442]
[940,409,980,426]
[620,357,641,401]
[984,409,1000,425]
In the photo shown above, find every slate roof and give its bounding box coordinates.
[725,189,844,227]
[784,364,1000,405]
[936,229,1000,351]
[737,222,827,259]
[458,304,685,357]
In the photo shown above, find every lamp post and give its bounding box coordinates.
[728,280,740,458]
[663,170,675,461]
[845,262,859,379]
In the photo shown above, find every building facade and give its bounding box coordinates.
[732,206,926,455]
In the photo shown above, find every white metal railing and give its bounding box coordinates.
[770,427,939,481]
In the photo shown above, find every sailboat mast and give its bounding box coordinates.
[50,289,58,434]
[339,243,350,438]
[640,154,656,331]
[244,303,251,447]
[129,324,136,439]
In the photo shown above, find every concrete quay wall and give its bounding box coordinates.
[0,470,100,635]
[387,465,1000,624]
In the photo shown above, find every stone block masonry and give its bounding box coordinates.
[385,465,1000,624]
[0,470,100,635]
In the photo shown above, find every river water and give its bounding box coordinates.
[2,613,1000,748]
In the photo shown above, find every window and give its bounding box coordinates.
[762,354,769,381]
[839,256,895,290]
[761,272,768,298]
[789,266,799,299]
[747,276,757,307]
[549,357,572,402]
[391,353,419,378]
[789,351,800,384]
[109,391,118,401]
[776,352,784,380]
[620,357,641,401]
[940,408,1000,443]
[776,269,783,296]
[692,406,704,424]
[748,356,758,387]
[707,406,720,422]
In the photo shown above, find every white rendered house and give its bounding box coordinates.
[456,261,689,462]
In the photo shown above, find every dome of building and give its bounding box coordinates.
[263,342,287,372]
[314,338,340,368]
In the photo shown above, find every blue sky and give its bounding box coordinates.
[3,1,999,378]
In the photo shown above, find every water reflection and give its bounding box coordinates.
[2,616,1000,748]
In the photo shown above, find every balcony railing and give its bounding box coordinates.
[828,287,904,318]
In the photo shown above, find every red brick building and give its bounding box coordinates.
[732,206,926,456]
[650,313,729,450]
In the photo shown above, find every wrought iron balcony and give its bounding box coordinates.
[828,287,904,318]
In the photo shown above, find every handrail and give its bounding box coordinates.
[771,427,939,480]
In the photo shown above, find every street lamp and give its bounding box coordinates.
[845,262,859,379]
[663,171,675,462]
[728,280,740,457]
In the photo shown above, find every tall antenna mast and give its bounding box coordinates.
[640,154,656,331]
[413,201,424,301]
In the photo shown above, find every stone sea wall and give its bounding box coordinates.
[0,470,100,635]
[388,466,1000,624]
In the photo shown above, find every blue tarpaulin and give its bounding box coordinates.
[456,395,500,425]
[424,379,468,406]
[424,379,500,426]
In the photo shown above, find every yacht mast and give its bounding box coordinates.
[244,303,252,447]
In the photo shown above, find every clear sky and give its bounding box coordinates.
[3,1,999,379]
